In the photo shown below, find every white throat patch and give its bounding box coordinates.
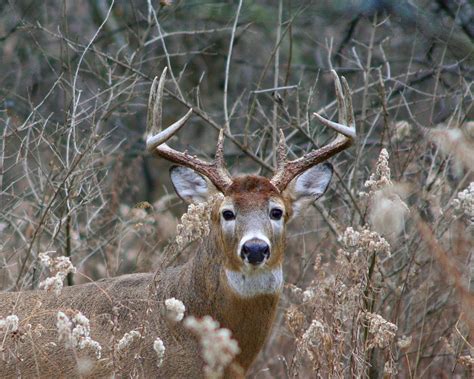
[225,266,283,298]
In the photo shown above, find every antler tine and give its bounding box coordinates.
[276,129,287,167]
[332,70,347,125]
[269,130,288,188]
[341,76,355,128]
[146,75,159,139]
[213,129,233,186]
[146,69,232,192]
[312,70,356,139]
[146,68,193,152]
[270,70,356,191]
[215,128,226,167]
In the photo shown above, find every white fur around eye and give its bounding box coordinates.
[269,201,285,225]
[220,205,236,236]
[271,218,284,236]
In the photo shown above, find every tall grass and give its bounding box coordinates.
[1,1,473,377]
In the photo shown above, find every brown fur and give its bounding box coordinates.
[227,175,280,196]
[0,175,290,378]
[226,176,294,222]
[221,175,287,271]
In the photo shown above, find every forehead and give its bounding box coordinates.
[224,175,282,210]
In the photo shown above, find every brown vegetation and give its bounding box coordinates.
[1,1,473,377]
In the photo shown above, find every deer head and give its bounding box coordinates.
[146,68,355,297]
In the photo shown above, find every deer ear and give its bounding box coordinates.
[170,166,218,203]
[283,163,333,218]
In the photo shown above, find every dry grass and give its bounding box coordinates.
[1,0,473,377]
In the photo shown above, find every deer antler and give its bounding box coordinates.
[270,70,356,191]
[146,68,233,192]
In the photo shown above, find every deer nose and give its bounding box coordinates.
[240,239,270,265]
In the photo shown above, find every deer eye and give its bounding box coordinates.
[270,208,283,220]
[222,210,236,221]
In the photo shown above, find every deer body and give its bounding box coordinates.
[0,69,355,378]
[0,179,284,377]
[0,241,277,377]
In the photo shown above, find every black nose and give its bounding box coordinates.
[240,239,270,265]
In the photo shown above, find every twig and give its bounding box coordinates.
[272,0,283,167]
[223,0,243,134]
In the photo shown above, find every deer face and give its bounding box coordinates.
[147,69,354,297]
[170,163,333,297]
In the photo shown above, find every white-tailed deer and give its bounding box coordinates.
[0,69,355,378]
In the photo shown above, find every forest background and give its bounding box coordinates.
[1,0,473,377]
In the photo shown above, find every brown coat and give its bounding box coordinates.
[0,230,279,378]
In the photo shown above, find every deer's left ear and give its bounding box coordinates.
[283,163,333,218]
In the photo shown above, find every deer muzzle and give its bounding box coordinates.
[240,238,270,265]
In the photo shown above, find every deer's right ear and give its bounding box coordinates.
[170,166,218,203]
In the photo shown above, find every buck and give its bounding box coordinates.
[0,69,356,378]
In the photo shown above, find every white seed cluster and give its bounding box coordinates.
[364,148,392,192]
[301,319,326,350]
[56,311,73,340]
[164,297,186,322]
[452,182,474,223]
[175,194,223,249]
[360,149,409,240]
[0,314,19,333]
[340,227,391,257]
[397,335,412,349]
[39,251,77,296]
[364,312,398,349]
[116,330,142,352]
[384,360,398,376]
[184,315,240,379]
[457,355,474,368]
[153,337,166,367]
[56,311,102,359]
[392,120,412,141]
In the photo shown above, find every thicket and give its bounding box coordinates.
[1,1,473,377]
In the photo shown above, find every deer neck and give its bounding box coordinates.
[183,231,282,370]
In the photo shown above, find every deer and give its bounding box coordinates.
[0,69,356,378]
